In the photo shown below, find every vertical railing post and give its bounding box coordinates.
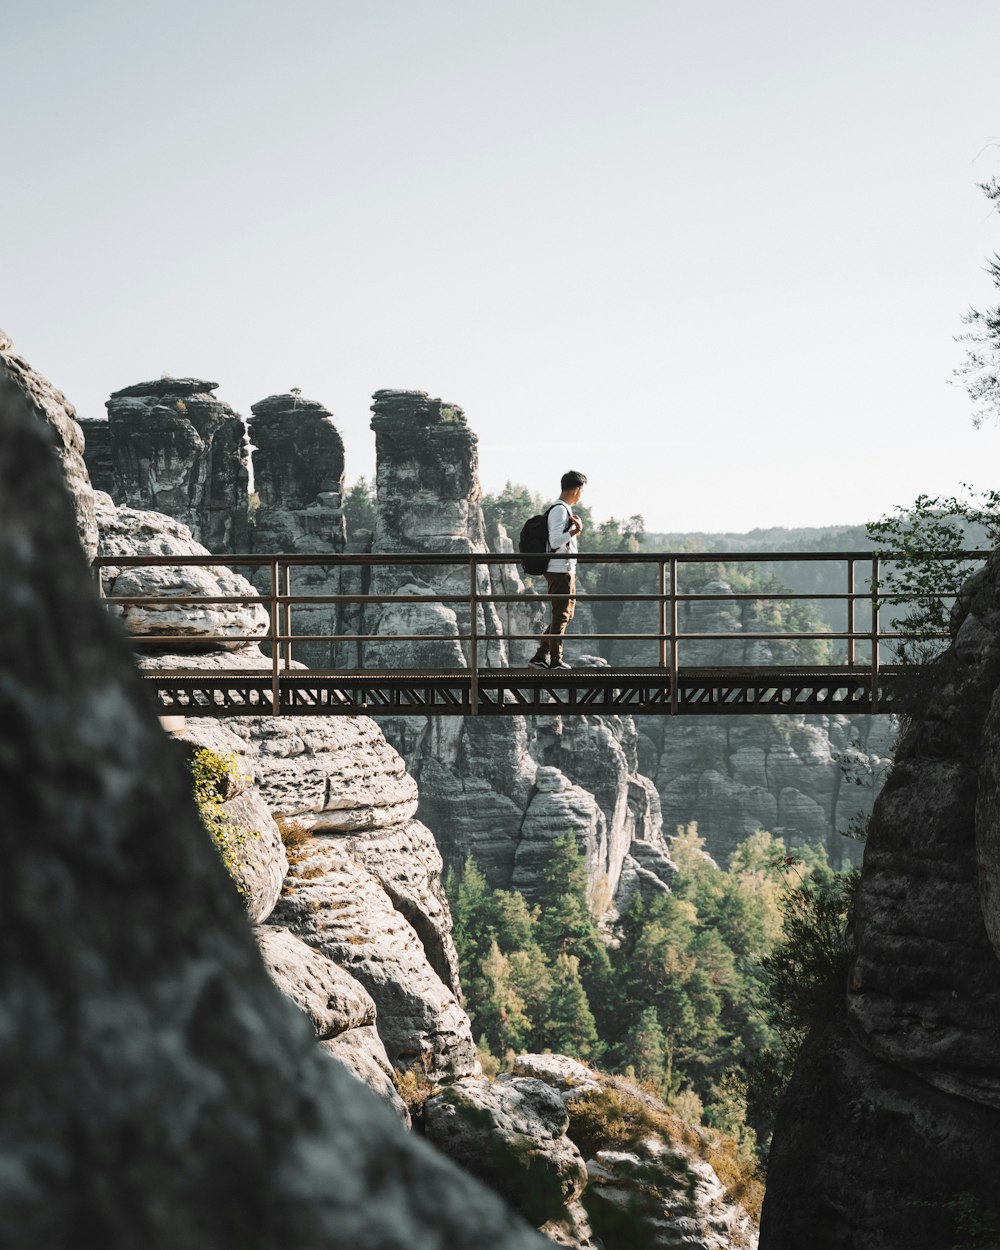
[658,560,667,670]
[870,554,880,712]
[282,562,293,670]
[846,557,856,667]
[469,557,479,716]
[669,557,679,714]
[271,559,281,713]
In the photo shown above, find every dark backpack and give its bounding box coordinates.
[518,504,563,575]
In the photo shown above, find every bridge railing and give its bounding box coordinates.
[94,549,992,711]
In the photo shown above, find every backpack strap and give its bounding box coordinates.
[545,502,571,552]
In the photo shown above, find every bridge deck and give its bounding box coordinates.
[143,664,904,717]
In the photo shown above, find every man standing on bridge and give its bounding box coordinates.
[529,470,587,670]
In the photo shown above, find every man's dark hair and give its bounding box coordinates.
[561,470,588,491]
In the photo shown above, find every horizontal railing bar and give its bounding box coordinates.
[93,549,992,568]
[100,589,968,608]
[126,628,952,647]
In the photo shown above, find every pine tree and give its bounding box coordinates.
[535,832,614,1028]
[474,939,533,1057]
[539,952,603,1061]
[622,1006,668,1090]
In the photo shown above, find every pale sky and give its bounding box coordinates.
[3,0,999,532]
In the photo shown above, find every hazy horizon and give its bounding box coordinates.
[4,0,999,532]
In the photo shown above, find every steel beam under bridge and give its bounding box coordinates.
[142,665,906,718]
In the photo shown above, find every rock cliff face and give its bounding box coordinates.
[1,327,98,561]
[595,572,892,867]
[103,376,249,552]
[365,390,669,910]
[424,1055,758,1250]
[247,392,349,668]
[92,370,886,883]
[91,473,476,1089]
[760,557,1000,1247]
[0,344,551,1250]
[7,335,757,1249]
[644,710,893,868]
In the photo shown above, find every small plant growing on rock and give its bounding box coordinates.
[393,1053,440,1127]
[276,816,312,864]
[189,748,257,898]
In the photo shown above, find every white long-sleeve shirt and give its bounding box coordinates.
[546,500,578,574]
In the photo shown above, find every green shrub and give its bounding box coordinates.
[189,748,258,897]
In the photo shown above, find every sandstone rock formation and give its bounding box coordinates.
[103,376,249,552]
[425,1075,596,1248]
[95,491,270,652]
[365,390,669,912]
[0,359,549,1250]
[647,711,893,868]
[483,1056,760,1250]
[247,392,349,668]
[760,555,1000,1247]
[1,327,98,561]
[78,415,113,493]
[174,719,288,924]
[270,837,477,1081]
[368,388,507,661]
[256,924,407,1119]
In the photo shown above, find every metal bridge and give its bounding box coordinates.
[93,549,988,718]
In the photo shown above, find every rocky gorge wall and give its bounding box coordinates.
[5,331,759,1249]
[0,331,552,1250]
[87,380,676,912]
[759,559,1000,1246]
[87,379,892,877]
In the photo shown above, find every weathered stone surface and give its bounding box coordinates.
[326,818,463,995]
[510,1054,601,1097]
[761,1024,1000,1249]
[0,327,98,561]
[0,357,548,1250]
[424,1076,593,1242]
[514,767,608,903]
[544,708,666,904]
[270,839,478,1080]
[95,493,269,649]
[249,393,347,519]
[586,1142,754,1250]
[652,712,892,866]
[257,926,407,1118]
[215,785,286,922]
[366,389,506,668]
[79,416,114,494]
[257,925,376,1037]
[762,552,1000,1244]
[846,590,1000,1109]
[224,715,420,832]
[105,376,248,551]
[371,590,466,669]
[247,393,348,667]
[518,1061,758,1250]
[978,685,1000,958]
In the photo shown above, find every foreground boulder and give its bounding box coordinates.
[1,326,98,560]
[0,350,547,1247]
[428,1057,759,1250]
[761,557,1000,1247]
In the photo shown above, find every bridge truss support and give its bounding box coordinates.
[142,666,902,718]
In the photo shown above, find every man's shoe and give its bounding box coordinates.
[529,655,549,669]
[549,660,571,670]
